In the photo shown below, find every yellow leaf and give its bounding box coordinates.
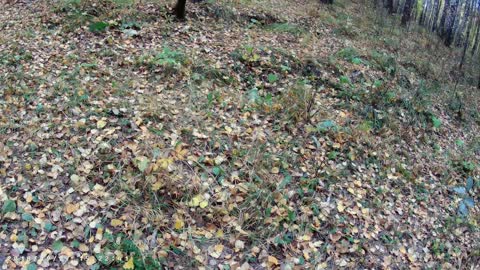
[190,195,202,207]
[174,219,184,230]
[95,228,103,241]
[271,167,279,174]
[25,192,33,203]
[337,201,345,213]
[199,200,208,208]
[65,203,79,214]
[151,181,163,191]
[123,256,134,269]
[407,251,416,262]
[10,234,17,242]
[214,244,224,254]
[174,144,188,160]
[156,158,173,170]
[60,247,74,257]
[399,246,407,255]
[267,256,279,265]
[86,256,96,266]
[79,244,89,252]
[97,119,107,129]
[110,219,123,227]
[317,262,328,269]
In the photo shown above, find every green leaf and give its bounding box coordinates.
[96,252,114,265]
[339,75,350,84]
[278,174,292,189]
[26,263,37,270]
[287,210,296,222]
[52,240,64,252]
[135,156,149,173]
[317,120,336,132]
[44,221,56,232]
[466,177,474,191]
[89,21,109,33]
[453,187,466,195]
[267,73,278,83]
[431,116,441,128]
[71,240,80,248]
[352,57,362,64]
[458,201,468,216]
[248,88,260,104]
[2,199,16,213]
[464,197,474,208]
[22,213,34,221]
[212,167,221,176]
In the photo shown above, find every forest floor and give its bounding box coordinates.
[0,0,479,269]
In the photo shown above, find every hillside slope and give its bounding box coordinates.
[0,0,478,269]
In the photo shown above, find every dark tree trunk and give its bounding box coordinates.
[384,0,394,14]
[431,0,441,32]
[443,0,459,47]
[439,0,450,37]
[174,0,187,20]
[401,0,415,26]
[459,3,474,70]
[478,71,480,89]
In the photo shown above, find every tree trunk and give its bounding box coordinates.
[384,0,394,14]
[439,0,451,37]
[419,0,428,26]
[472,21,480,56]
[443,0,459,47]
[401,0,415,26]
[459,3,474,70]
[431,0,441,32]
[173,0,187,20]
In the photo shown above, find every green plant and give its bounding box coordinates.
[317,120,337,133]
[138,47,186,73]
[240,45,261,63]
[89,21,109,32]
[279,80,318,123]
[266,23,305,34]
[267,73,278,83]
[336,47,361,63]
[431,115,441,128]
[370,50,396,76]
[452,177,475,217]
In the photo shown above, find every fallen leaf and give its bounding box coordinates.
[65,203,79,214]
[267,255,279,265]
[199,200,208,208]
[110,219,123,227]
[123,256,134,269]
[86,256,96,266]
[337,201,345,212]
[174,219,184,230]
[96,119,107,129]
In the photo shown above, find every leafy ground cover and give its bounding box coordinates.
[0,0,479,269]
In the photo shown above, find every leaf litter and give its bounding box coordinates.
[0,0,479,269]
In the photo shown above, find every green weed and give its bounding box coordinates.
[266,23,305,35]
